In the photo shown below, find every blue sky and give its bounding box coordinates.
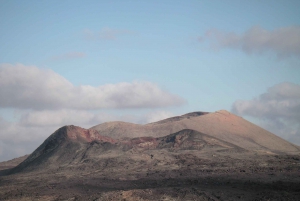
[0,0,300,161]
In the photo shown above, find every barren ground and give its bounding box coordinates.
[0,150,299,201]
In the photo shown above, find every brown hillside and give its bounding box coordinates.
[91,110,299,154]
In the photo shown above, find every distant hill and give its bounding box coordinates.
[91,110,299,154]
[0,155,28,171]
[6,110,299,175]
[1,110,300,200]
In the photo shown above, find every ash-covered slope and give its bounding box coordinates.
[9,127,242,174]
[89,111,208,139]
[91,110,300,154]
[9,125,117,174]
[8,110,300,174]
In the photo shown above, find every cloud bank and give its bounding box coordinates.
[0,63,183,161]
[0,64,185,110]
[232,82,300,145]
[200,26,300,58]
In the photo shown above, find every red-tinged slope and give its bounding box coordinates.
[91,110,300,154]
[8,126,243,174]
[8,110,300,174]
[9,125,117,173]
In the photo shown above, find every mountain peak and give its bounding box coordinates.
[216,109,231,114]
[149,111,209,125]
[90,110,299,154]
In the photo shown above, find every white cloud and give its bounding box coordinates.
[232,82,300,145]
[0,116,55,162]
[18,109,175,128]
[0,63,184,161]
[0,63,185,110]
[19,109,95,127]
[232,82,300,119]
[200,26,300,58]
[0,110,113,162]
[0,116,51,142]
[0,110,122,143]
[0,115,56,161]
[143,111,174,123]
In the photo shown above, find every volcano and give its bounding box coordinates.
[0,110,300,201]
[91,110,299,153]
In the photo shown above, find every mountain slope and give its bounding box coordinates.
[8,110,300,174]
[91,110,299,154]
[10,126,244,174]
[2,110,300,201]
[9,126,117,173]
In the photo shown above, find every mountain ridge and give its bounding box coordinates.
[10,127,246,174]
[6,110,299,175]
[91,110,299,154]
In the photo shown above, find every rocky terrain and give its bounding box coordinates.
[0,110,299,200]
